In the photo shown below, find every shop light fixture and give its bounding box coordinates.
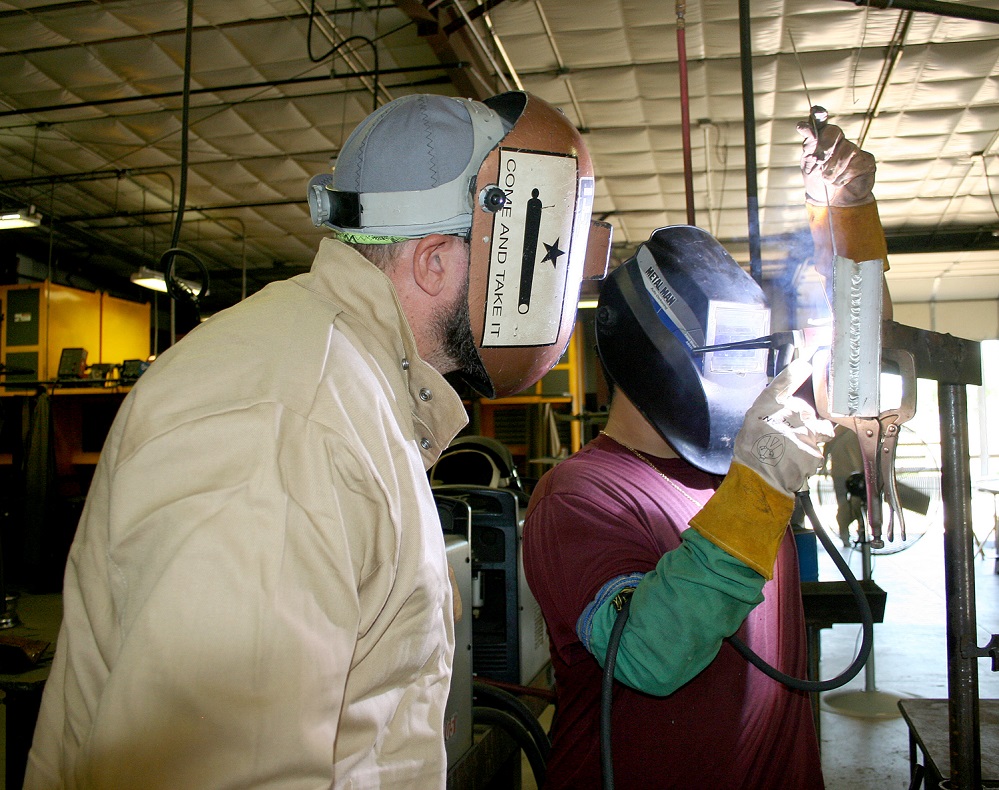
[130,266,169,293]
[0,206,42,230]
[130,266,203,296]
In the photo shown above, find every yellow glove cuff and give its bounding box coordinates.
[806,201,889,278]
[688,462,795,580]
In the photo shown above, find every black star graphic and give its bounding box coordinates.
[540,237,565,267]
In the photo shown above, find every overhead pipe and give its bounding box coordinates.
[463,0,523,91]
[0,76,452,128]
[857,12,913,149]
[676,2,695,226]
[834,0,999,25]
[1,12,316,58]
[1,168,175,216]
[700,120,717,235]
[56,199,299,222]
[0,64,457,119]
[737,0,762,284]
[440,0,508,35]
[532,1,587,131]
[0,1,396,23]
[448,0,515,92]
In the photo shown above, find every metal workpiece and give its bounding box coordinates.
[881,321,982,387]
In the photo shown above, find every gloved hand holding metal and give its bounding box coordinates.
[795,107,888,281]
[796,111,876,207]
[689,359,835,579]
[732,358,835,495]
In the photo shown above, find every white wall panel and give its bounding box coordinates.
[894,300,999,341]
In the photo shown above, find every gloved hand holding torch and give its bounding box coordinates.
[690,359,835,579]
[796,108,891,320]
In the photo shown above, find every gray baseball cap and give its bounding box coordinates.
[308,94,509,240]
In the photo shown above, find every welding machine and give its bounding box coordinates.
[437,494,474,769]
[435,485,549,687]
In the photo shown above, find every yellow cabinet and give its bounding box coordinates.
[1,281,150,382]
[473,321,587,481]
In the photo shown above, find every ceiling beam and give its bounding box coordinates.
[393,0,506,100]
[834,0,999,25]
[886,229,999,254]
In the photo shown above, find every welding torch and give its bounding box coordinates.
[695,316,914,553]
[692,326,831,379]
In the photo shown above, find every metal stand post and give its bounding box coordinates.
[823,492,906,718]
[938,383,982,790]
[880,321,987,790]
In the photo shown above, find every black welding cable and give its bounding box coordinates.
[600,593,631,790]
[598,491,870,789]
[472,680,550,762]
[306,0,380,112]
[472,706,546,787]
[168,0,194,253]
[727,490,874,691]
[159,0,209,311]
[162,246,210,306]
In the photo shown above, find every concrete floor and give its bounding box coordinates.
[814,509,999,790]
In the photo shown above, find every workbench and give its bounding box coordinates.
[899,698,998,788]
[801,580,888,741]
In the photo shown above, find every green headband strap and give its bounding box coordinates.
[331,230,410,245]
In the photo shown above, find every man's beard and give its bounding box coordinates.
[435,270,482,375]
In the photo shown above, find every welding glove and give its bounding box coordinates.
[689,359,835,578]
[796,111,888,280]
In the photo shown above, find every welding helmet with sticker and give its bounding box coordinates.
[595,225,771,476]
[308,91,611,398]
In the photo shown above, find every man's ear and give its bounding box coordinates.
[412,234,463,297]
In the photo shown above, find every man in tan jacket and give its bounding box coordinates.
[25,91,607,790]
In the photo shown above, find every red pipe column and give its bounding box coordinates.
[676,2,695,226]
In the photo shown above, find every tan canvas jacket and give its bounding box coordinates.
[26,238,468,789]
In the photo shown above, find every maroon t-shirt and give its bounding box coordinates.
[523,434,823,789]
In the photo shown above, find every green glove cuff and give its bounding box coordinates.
[689,461,795,580]
[578,531,765,696]
[806,200,889,278]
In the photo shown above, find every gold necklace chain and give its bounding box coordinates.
[599,430,705,509]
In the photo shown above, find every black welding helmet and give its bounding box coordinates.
[595,225,771,475]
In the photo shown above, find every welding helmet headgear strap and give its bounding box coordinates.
[595,225,771,475]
